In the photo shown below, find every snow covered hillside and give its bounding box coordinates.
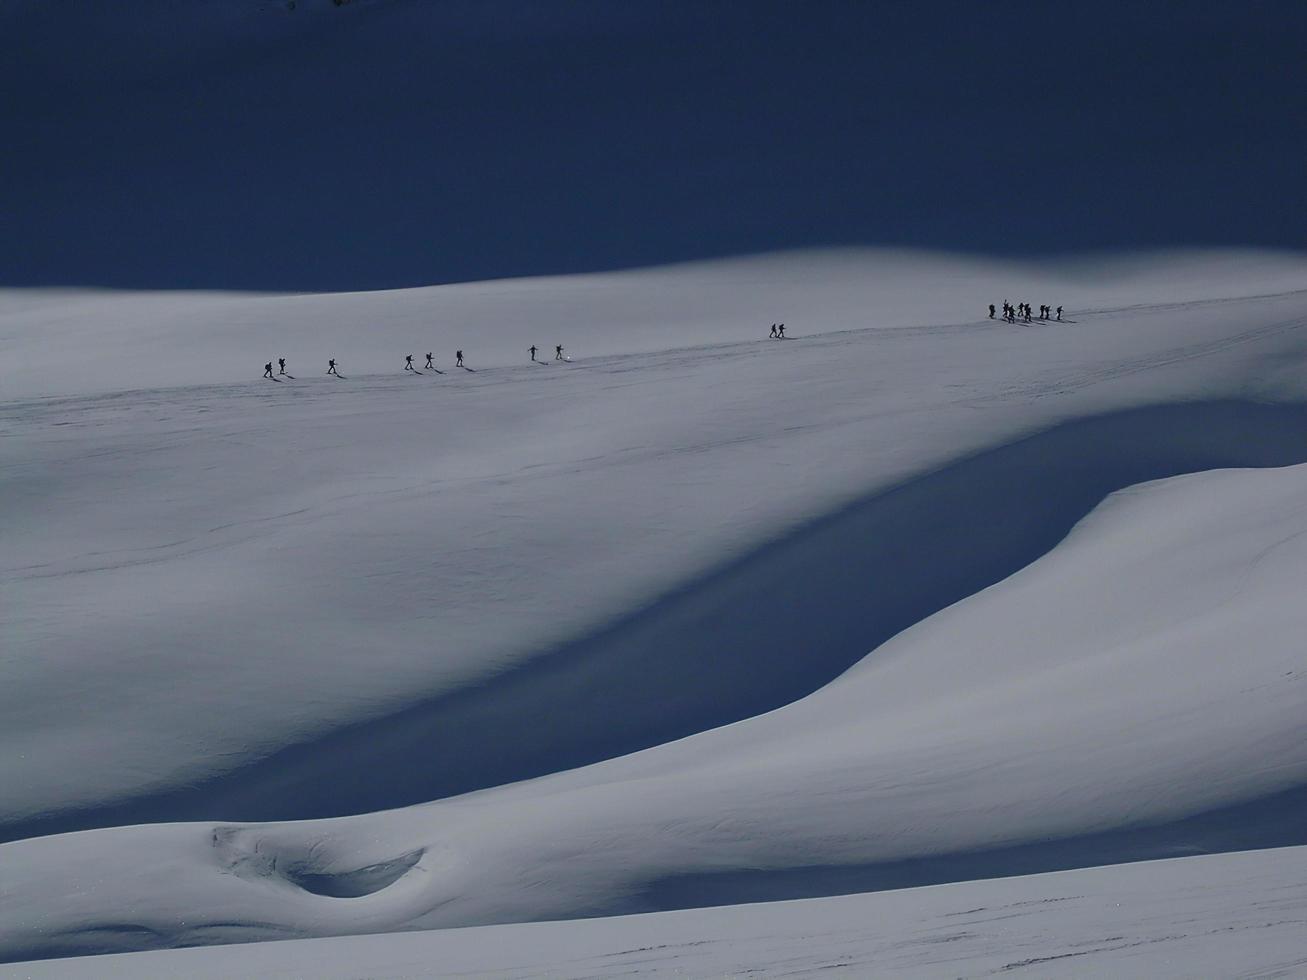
[4,250,1307,971]
[11,846,1307,979]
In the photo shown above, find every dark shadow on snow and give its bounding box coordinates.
[638,782,1307,913]
[7,400,1307,847]
[2,2,1305,290]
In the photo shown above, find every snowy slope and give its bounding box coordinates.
[6,251,1307,844]
[8,845,1307,979]
[5,248,1307,401]
[4,251,1307,971]
[5,442,1307,960]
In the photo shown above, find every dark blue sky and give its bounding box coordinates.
[4,0,1305,290]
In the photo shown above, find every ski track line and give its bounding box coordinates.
[3,285,1306,417]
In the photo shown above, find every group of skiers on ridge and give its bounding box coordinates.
[403,350,469,371]
[529,345,567,361]
[262,357,293,379]
[262,305,1080,381]
[990,302,1062,323]
[264,345,571,380]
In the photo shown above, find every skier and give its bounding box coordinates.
[423,353,433,369]
[1056,305,1063,321]
[404,355,415,371]
[988,304,995,319]
[555,344,564,360]
[278,357,288,375]
[263,362,274,379]
[1024,304,1032,323]
[529,345,538,361]
[769,323,778,338]
[456,350,464,368]
[327,358,338,376]
[777,323,786,339]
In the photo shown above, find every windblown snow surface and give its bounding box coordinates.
[4,249,1307,976]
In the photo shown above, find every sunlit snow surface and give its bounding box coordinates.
[3,250,1307,974]
[9,847,1307,979]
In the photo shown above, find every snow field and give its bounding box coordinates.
[7,845,1307,979]
[3,249,1307,968]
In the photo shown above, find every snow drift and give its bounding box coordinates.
[10,845,1307,979]
[4,452,1307,961]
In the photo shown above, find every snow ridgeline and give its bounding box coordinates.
[5,247,1307,402]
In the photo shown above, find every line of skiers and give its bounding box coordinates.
[264,346,575,380]
[263,357,294,379]
[990,302,1062,323]
[406,350,470,371]
[267,307,1086,381]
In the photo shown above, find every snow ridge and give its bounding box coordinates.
[6,401,1307,845]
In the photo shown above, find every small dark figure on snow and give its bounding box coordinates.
[555,344,564,360]
[529,345,538,361]
[988,304,995,319]
[777,323,786,339]
[1023,304,1032,323]
[278,357,287,375]
[456,350,464,367]
[327,358,338,375]
[425,353,434,369]
[263,362,274,379]
[1056,305,1063,321]
[769,323,778,338]
[404,355,415,371]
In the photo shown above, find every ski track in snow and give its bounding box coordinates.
[4,250,1307,970]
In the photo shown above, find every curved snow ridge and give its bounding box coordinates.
[8,399,1307,845]
[4,412,1307,962]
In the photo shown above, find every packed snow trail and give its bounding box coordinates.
[5,247,1307,401]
